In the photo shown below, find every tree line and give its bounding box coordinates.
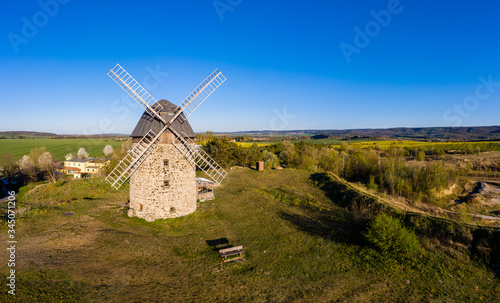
[201,139,463,204]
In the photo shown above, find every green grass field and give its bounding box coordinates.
[1,168,499,301]
[2,138,499,163]
[0,139,125,161]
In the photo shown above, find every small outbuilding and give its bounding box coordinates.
[74,172,88,179]
[196,177,215,201]
[256,161,265,171]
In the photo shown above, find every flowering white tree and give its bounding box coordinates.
[103,145,114,157]
[39,152,56,183]
[120,141,132,154]
[18,155,37,181]
[65,153,75,160]
[77,147,89,159]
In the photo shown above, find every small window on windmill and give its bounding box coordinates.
[170,207,176,213]
[138,203,143,211]
[163,159,169,167]
[163,180,170,187]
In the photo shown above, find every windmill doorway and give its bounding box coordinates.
[196,177,215,201]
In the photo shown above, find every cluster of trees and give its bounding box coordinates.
[65,147,90,161]
[337,147,459,203]
[0,145,116,184]
[202,139,461,204]
[63,145,113,161]
[0,147,59,184]
[101,142,132,176]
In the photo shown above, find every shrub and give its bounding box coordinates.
[365,213,421,260]
[367,175,378,191]
[415,150,425,161]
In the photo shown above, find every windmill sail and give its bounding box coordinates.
[173,69,226,122]
[171,130,228,184]
[108,64,165,122]
[105,64,227,190]
[105,129,162,189]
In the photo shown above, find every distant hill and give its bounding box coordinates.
[0,131,58,138]
[218,126,500,141]
[0,131,129,139]
[3,126,500,141]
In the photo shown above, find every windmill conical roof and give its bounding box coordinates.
[131,99,196,138]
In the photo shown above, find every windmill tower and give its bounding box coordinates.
[105,64,227,221]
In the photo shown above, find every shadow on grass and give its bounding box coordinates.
[496,259,500,278]
[469,228,500,277]
[309,173,389,218]
[206,237,231,251]
[276,172,383,247]
[1,175,25,197]
[279,209,368,246]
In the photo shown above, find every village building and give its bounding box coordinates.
[60,158,110,177]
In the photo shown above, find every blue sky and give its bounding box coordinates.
[1,0,499,134]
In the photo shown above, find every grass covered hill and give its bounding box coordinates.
[1,168,499,302]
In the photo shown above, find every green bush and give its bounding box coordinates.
[365,213,421,260]
[367,175,378,191]
[415,150,426,161]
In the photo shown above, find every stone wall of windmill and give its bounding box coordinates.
[129,133,197,221]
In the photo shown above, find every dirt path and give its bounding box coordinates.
[343,177,500,226]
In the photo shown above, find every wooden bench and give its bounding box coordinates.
[219,245,245,261]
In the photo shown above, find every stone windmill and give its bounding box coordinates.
[105,64,227,221]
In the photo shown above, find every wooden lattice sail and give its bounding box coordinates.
[105,64,227,221]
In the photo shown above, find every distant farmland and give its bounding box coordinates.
[236,139,500,151]
[0,138,126,160]
[335,140,500,151]
[2,138,499,162]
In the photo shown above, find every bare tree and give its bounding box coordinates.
[18,155,37,182]
[78,147,89,159]
[0,154,18,184]
[65,153,75,160]
[39,152,56,183]
[103,145,114,157]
